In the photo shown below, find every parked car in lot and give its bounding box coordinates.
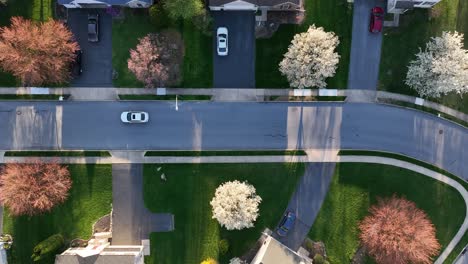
[217,27,228,56]
[276,211,296,237]
[71,50,83,77]
[120,111,149,123]
[88,14,99,42]
[369,6,384,33]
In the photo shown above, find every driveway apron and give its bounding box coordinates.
[213,11,255,88]
[112,164,173,245]
[347,0,385,90]
[67,9,113,87]
[273,163,336,250]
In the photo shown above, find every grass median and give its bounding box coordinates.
[144,150,307,157]
[4,151,111,157]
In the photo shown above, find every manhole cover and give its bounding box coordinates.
[16,111,21,115]
[439,129,443,134]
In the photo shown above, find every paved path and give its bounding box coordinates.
[0,102,466,180]
[112,164,173,245]
[347,0,385,90]
[273,163,336,251]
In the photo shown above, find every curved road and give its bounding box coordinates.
[0,101,466,179]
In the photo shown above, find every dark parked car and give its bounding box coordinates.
[276,211,296,237]
[71,50,83,76]
[88,14,99,42]
[369,6,384,33]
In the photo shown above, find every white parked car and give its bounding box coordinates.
[217,27,228,56]
[120,111,149,123]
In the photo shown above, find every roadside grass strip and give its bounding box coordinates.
[4,151,111,157]
[144,150,307,157]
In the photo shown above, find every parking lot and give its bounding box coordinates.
[67,9,113,87]
[213,11,255,88]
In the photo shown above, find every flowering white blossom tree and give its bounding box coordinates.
[210,181,262,230]
[279,25,340,89]
[406,31,468,98]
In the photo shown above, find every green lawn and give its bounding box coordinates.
[143,163,304,264]
[3,164,113,264]
[112,10,212,88]
[308,163,466,263]
[378,0,468,113]
[256,0,353,88]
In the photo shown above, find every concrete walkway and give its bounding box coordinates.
[273,163,336,251]
[112,164,174,245]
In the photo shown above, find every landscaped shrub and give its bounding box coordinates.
[0,160,72,216]
[359,195,440,264]
[149,3,170,29]
[200,258,217,264]
[313,254,330,264]
[192,10,213,36]
[218,239,229,255]
[31,234,64,262]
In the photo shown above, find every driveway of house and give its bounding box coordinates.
[112,164,174,245]
[67,9,113,87]
[347,0,385,90]
[213,11,255,88]
[273,163,336,250]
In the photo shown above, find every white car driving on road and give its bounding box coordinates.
[121,111,149,123]
[217,27,228,56]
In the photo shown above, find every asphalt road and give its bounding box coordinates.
[0,101,466,179]
[68,9,113,87]
[213,11,255,88]
[347,0,385,90]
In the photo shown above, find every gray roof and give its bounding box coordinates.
[209,0,301,7]
[55,255,137,264]
[395,0,414,9]
[57,0,152,5]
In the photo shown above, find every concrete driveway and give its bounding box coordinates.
[273,163,336,250]
[213,11,255,88]
[112,164,174,245]
[347,0,385,90]
[67,9,113,87]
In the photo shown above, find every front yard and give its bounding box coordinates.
[256,0,353,88]
[112,10,212,88]
[3,164,112,264]
[379,0,468,113]
[308,163,466,263]
[143,163,304,264]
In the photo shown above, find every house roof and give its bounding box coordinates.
[57,0,152,6]
[55,255,138,264]
[209,0,301,7]
[251,236,312,264]
[395,0,414,9]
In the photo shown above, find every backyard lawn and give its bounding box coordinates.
[256,0,353,88]
[379,0,468,113]
[143,163,305,264]
[112,10,212,88]
[308,163,466,264]
[2,164,113,264]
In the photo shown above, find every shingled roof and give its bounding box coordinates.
[209,0,301,6]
